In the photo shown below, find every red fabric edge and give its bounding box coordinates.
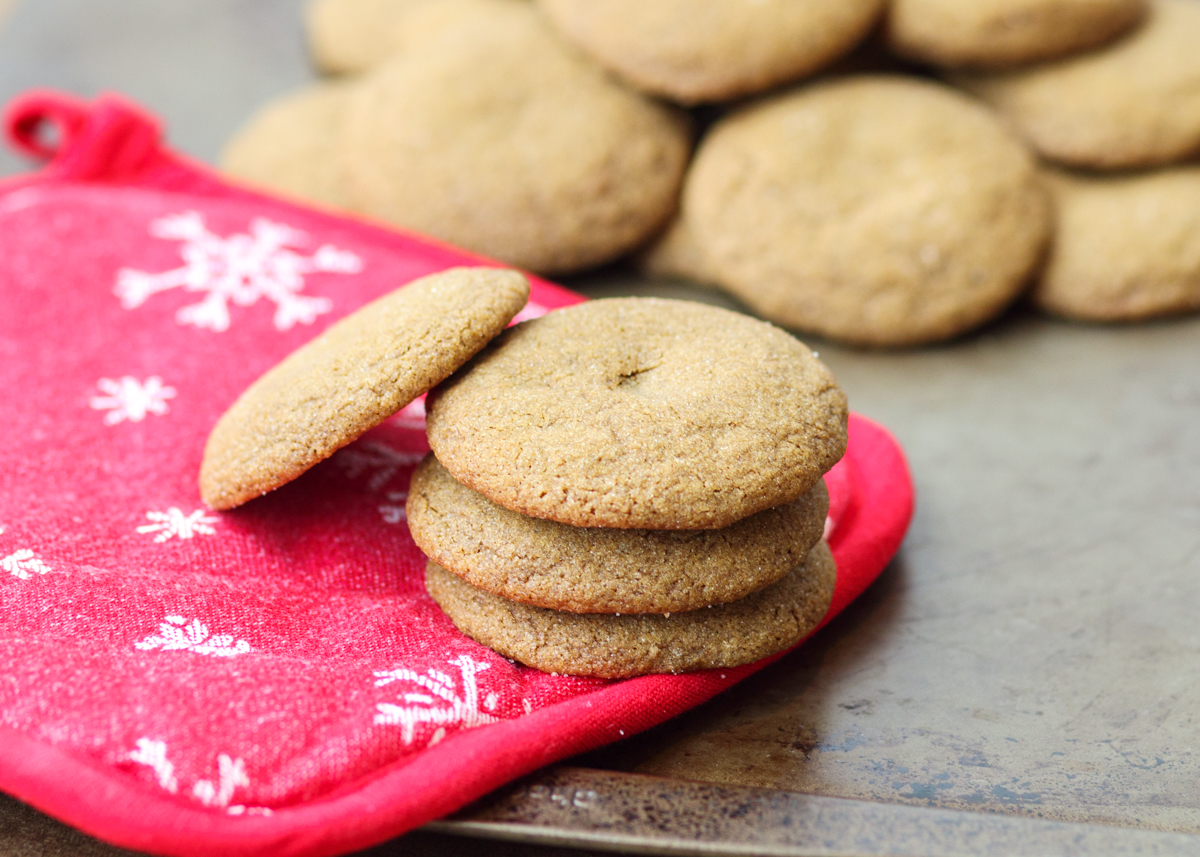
[0,415,911,857]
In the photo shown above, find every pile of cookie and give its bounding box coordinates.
[200,268,849,678]
[221,0,1200,345]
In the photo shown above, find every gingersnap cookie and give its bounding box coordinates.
[337,0,691,276]
[1033,168,1200,321]
[199,267,529,510]
[408,454,830,614]
[426,298,848,530]
[954,0,1200,169]
[636,215,718,288]
[220,81,351,209]
[305,0,428,75]
[887,0,1146,69]
[426,540,837,678]
[681,75,1050,347]
[536,0,884,105]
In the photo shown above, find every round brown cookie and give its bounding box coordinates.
[337,0,691,276]
[887,0,1146,69]
[1034,167,1200,321]
[954,0,1200,169]
[683,75,1050,347]
[199,267,529,510]
[305,0,429,75]
[407,455,830,614]
[425,540,837,678]
[426,297,848,530]
[221,82,352,209]
[635,215,718,288]
[536,0,884,105]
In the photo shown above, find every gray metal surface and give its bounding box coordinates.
[2,1,1199,854]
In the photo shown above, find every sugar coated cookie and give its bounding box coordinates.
[887,0,1146,68]
[220,82,351,209]
[337,0,691,275]
[682,76,1050,346]
[1034,168,1200,321]
[305,0,429,75]
[199,267,529,510]
[955,0,1200,169]
[426,298,848,530]
[426,541,837,678]
[408,455,830,613]
[537,0,884,104]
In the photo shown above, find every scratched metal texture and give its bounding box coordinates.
[3,0,1200,854]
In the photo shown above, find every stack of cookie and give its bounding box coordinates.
[409,297,849,678]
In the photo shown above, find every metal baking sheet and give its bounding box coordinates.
[2,1,1199,854]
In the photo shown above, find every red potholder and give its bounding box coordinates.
[0,91,914,857]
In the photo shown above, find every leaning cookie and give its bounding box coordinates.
[887,0,1146,69]
[221,81,352,209]
[337,0,691,275]
[426,541,837,678]
[408,455,830,614]
[1034,168,1200,321]
[426,298,848,530]
[682,76,1049,347]
[537,0,884,104]
[199,267,529,510]
[954,0,1200,169]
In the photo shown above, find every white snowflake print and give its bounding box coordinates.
[135,615,251,657]
[89,376,176,425]
[128,739,271,816]
[130,738,178,793]
[114,211,361,332]
[379,491,408,525]
[193,754,249,809]
[2,548,50,580]
[392,398,426,430]
[334,440,423,492]
[374,654,501,746]
[137,508,217,543]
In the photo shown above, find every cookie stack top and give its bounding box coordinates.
[426,298,848,530]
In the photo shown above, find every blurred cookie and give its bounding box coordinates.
[537,0,884,104]
[338,0,691,275]
[221,82,351,208]
[199,267,529,510]
[1034,168,1200,321]
[635,215,717,286]
[683,75,1050,346]
[425,540,837,678]
[408,454,830,613]
[887,0,1146,68]
[426,297,848,530]
[305,0,429,75]
[955,0,1200,169]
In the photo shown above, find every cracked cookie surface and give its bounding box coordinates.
[426,297,848,529]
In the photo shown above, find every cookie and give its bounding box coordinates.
[305,0,428,75]
[1034,168,1200,321]
[337,0,692,275]
[220,82,351,209]
[426,297,848,530]
[887,0,1146,68]
[635,215,718,288]
[536,0,884,105]
[407,454,830,613]
[199,267,529,510]
[682,75,1050,347]
[954,0,1200,169]
[425,540,837,678]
